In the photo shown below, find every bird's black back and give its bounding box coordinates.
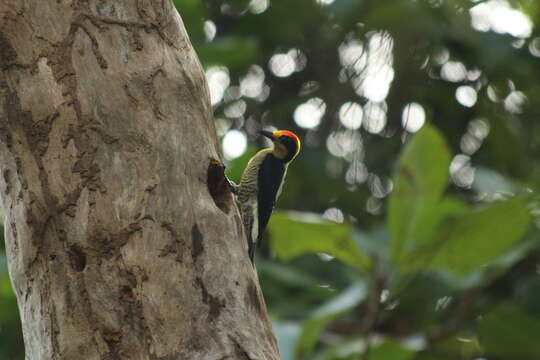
[257,153,286,245]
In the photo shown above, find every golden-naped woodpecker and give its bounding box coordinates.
[230,130,301,262]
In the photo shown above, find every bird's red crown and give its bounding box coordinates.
[274,130,301,154]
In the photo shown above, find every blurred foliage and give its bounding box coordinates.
[0,239,24,359]
[271,211,370,271]
[3,0,540,358]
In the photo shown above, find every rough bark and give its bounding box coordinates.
[0,1,279,359]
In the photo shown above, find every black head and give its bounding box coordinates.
[260,130,301,163]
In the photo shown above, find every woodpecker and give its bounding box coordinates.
[230,130,301,263]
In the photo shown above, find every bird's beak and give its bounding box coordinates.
[259,130,276,141]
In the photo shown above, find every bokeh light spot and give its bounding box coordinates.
[224,100,247,118]
[240,65,265,98]
[323,208,344,223]
[289,48,307,72]
[338,40,366,72]
[455,86,477,107]
[222,130,247,160]
[441,61,467,82]
[469,118,490,140]
[315,0,335,5]
[339,102,363,130]
[294,98,326,129]
[206,66,230,105]
[470,0,532,38]
[249,0,269,14]
[529,38,540,57]
[269,53,296,78]
[432,47,450,65]
[449,154,475,188]
[363,102,387,134]
[467,68,482,81]
[340,32,395,103]
[203,20,216,42]
[359,32,394,102]
[504,91,526,113]
[461,119,490,155]
[326,131,363,158]
[460,133,482,155]
[215,118,230,137]
[368,174,393,198]
[401,102,425,133]
[345,161,368,184]
[361,66,394,102]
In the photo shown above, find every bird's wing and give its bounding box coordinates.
[257,154,285,245]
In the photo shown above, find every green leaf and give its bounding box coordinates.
[313,339,415,360]
[269,211,371,271]
[369,341,415,360]
[387,125,531,278]
[413,332,481,360]
[395,197,469,274]
[295,282,367,359]
[479,305,540,359]
[296,316,333,359]
[430,197,531,275]
[388,124,451,265]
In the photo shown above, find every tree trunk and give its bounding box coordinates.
[0,1,279,359]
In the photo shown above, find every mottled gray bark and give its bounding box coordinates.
[0,1,279,359]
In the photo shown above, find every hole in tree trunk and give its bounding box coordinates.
[207,158,232,214]
[68,244,86,272]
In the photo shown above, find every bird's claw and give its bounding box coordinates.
[226,177,240,195]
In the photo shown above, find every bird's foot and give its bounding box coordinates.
[226,177,240,195]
